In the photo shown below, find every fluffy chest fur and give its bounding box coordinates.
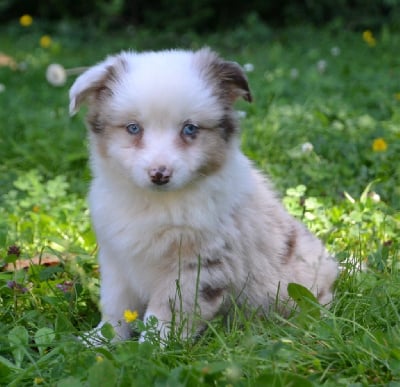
[89,146,254,299]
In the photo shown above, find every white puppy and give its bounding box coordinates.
[69,48,337,341]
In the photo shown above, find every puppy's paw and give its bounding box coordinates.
[79,326,109,347]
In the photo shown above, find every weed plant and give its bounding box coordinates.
[0,17,399,386]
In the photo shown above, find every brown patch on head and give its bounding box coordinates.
[86,112,105,134]
[194,48,252,105]
[197,128,228,176]
[218,114,238,141]
[173,119,229,177]
[192,48,251,144]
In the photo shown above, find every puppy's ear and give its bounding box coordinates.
[218,60,252,103]
[69,54,127,115]
[195,48,252,103]
[69,60,110,116]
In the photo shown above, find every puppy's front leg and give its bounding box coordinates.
[143,261,227,342]
[96,253,141,341]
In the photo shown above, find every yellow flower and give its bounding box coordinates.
[40,35,52,48]
[96,355,104,362]
[394,92,400,101]
[372,138,388,152]
[19,14,33,27]
[362,30,376,47]
[34,377,44,385]
[123,309,138,323]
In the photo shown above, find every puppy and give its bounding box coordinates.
[69,48,338,341]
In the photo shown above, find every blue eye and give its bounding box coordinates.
[182,123,199,137]
[126,123,141,135]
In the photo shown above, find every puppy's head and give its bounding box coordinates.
[69,48,251,191]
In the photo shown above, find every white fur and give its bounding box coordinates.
[70,49,338,342]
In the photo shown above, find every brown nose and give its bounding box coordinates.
[149,166,172,185]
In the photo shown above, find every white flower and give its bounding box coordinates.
[46,64,67,86]
[290,68,299,79]
[243,63,254,72]
[316,59,327,74]
[330,46,341,57]
[0,83,5,93]
[301,142,314,153]
[368,191,381,202]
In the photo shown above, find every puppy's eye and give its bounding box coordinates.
[181,123,199,137]
[126,123,142,135]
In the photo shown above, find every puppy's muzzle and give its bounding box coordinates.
[149,166,172,186]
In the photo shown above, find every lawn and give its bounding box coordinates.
[0,16,399,386]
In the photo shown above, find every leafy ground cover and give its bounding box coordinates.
[0,16,399,386]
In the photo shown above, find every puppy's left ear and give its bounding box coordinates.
[196,48,252,104]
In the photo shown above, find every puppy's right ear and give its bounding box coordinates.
[69,55,119,116]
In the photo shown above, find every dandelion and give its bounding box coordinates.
[372,138,388,152]
[46,64,67,86]
[330,46,341,56]
[316,60,327,74]
[40,35,52,49]
[243,63,254,72]
[301,142,314,153]
[45,64,88,87]
[123,309,138,323]
[362,30,376,47]
[19,14,33,27]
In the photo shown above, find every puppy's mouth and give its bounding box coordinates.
[145,182,180,194]
[150,173,170,186]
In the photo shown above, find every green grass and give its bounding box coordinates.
[0,18,400,386]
